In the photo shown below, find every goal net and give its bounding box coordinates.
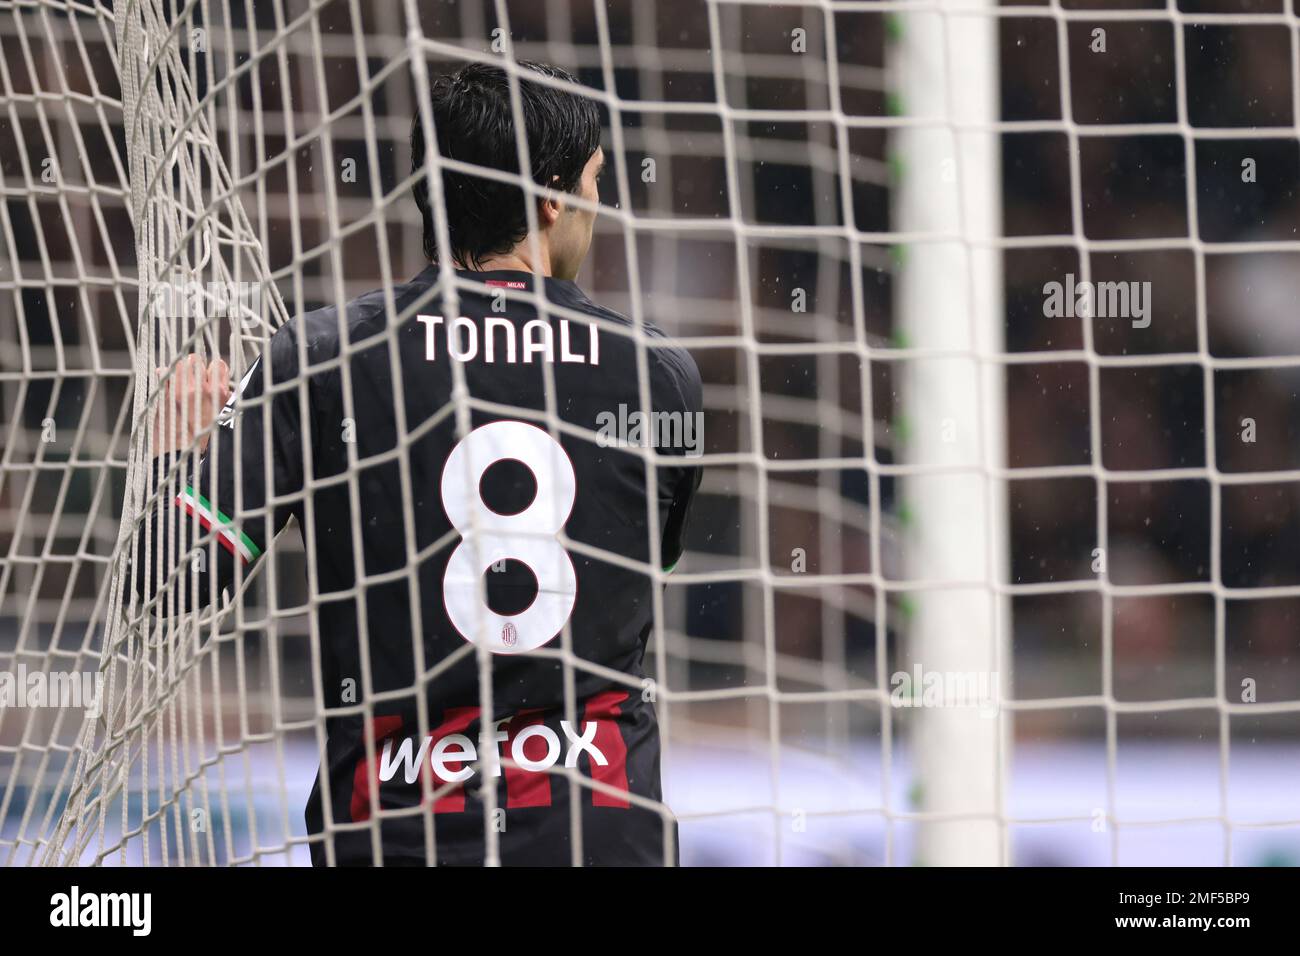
[1,0,1297,867]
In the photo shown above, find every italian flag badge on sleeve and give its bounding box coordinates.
[175,486,263,564]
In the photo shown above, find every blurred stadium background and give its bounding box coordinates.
[1,0,1299,866]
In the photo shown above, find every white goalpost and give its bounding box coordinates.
[891,0,1008,865]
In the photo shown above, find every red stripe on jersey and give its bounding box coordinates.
[503,710,551,809]
[430,706,480,814]
[584,691,631,808]
[350,714,405,822]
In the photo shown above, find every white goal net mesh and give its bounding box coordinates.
[0,0,1298,867]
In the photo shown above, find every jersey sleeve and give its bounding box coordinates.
[133,321,309,614]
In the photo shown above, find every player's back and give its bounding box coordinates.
[291,266,702,865]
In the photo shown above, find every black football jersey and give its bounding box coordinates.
[138,266,704,866]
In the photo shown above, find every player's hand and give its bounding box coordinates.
[152,355,232,456]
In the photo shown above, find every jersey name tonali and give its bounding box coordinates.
[416,314,600,365]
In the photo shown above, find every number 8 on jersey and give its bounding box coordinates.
[440,420,578,654]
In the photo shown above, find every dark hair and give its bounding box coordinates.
[410,61,602,269]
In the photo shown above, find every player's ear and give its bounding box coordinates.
[539,194,562,227]
[539,175,563,226]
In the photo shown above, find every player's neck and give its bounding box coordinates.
[463,242,553,278]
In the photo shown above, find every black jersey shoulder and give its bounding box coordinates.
[260,271,448,402]
[547,278,703,418]
[287,273,444,367]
